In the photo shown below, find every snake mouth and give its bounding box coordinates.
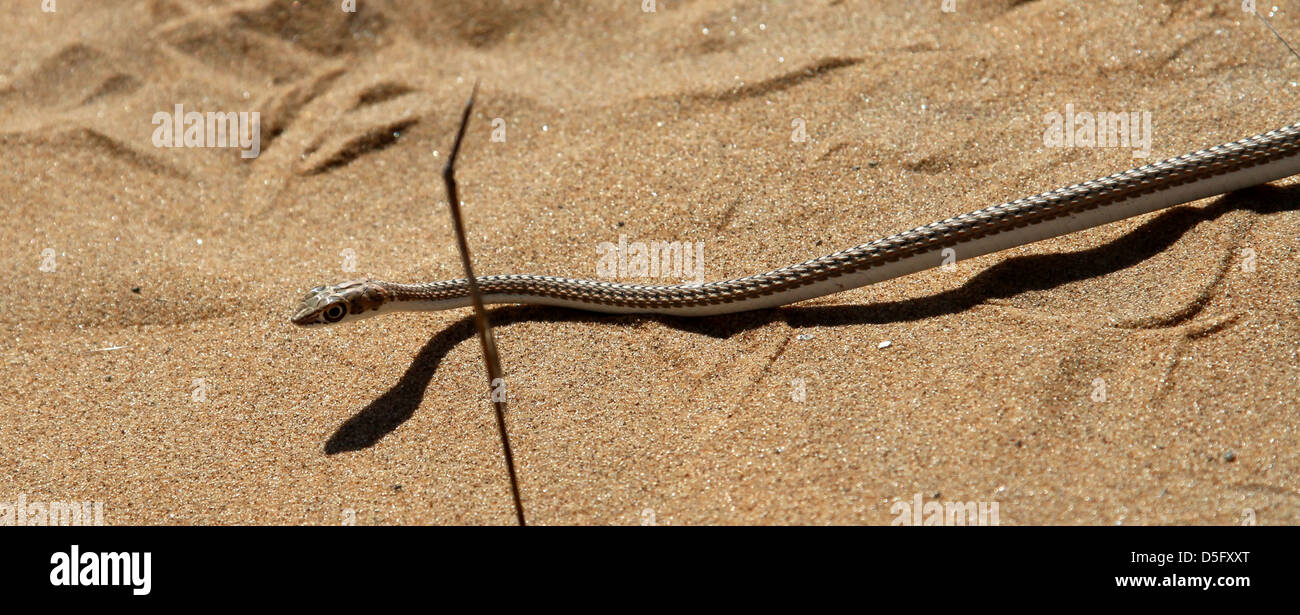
[290,308,319,326]
[291,294,350,325]
[290,299,328,326]
[292,285,341,326]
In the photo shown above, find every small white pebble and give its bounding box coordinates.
[877,340,892,349]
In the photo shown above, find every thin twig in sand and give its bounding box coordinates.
[441,82,527,527]
[1256,7,1300,64]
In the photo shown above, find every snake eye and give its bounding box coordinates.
[323,304,347,323]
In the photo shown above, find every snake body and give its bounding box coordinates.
[292,123,1300,325]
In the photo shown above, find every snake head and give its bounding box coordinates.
[291,279,391,326]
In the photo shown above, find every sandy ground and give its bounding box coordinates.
[1,0,1298,525]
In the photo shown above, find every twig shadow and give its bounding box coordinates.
[324,184,1300,453]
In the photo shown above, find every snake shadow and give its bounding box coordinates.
[324,184,1300,453]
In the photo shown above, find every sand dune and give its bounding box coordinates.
[2,0,1298,525]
